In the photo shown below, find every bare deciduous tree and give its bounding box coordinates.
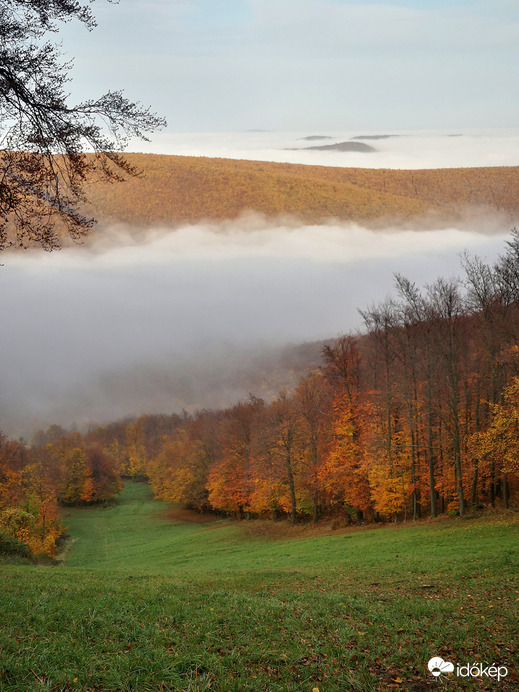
[0,0,166,250]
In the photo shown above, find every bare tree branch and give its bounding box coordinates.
[0,0,166,250]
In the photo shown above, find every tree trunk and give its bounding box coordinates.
[471,460,479,507]
[286,452,297,524]
[502,473,509,509]
[490,461,496,507]
[312,496,319,524]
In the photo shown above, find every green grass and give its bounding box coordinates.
[1,482,518,691]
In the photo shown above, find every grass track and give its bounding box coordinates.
[1,482,518,691]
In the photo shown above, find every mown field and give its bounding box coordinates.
[1,482,518,691]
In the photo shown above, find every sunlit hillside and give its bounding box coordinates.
[82,154,519,229]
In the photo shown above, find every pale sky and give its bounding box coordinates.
[58,0,519,132]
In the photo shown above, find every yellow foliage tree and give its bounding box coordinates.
[473,376,519,507]
[147,430,210,511]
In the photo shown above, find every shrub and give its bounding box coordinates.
[0,532,33,558]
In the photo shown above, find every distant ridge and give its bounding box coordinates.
[299,135,334,141]
[293,141,376,153]
[76,154,519,232]
[351,135,400,140]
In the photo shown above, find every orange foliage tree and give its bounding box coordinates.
[207,397,264,517]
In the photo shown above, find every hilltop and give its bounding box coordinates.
[81,154,519,230]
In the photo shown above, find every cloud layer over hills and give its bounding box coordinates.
[0,220,510,437]
[129,129,519,169]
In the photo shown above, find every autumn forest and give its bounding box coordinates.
[2,227,519,559]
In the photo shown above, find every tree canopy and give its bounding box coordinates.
[0,0,166,250]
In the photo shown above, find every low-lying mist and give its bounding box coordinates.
[131,129,519,169]
[0,217,511,438]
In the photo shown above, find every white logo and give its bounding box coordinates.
[428,657,454,677]
[427,657,509,682]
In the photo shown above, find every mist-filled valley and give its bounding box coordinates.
[1,217,511,438]
[3,137,519,438]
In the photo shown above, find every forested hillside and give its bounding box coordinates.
[104,233,519,523]
[3,234,519,559]
[81,155,519,230]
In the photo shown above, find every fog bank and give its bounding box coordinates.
[129,129,519,169]
[0,220,511,438]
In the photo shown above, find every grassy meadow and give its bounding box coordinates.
[1,482,518,691]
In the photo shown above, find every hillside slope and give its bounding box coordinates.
[82,154,519,229]
[1,482,517,690]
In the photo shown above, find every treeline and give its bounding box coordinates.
[137,230,519,520]
[140,231,519,520]
[39,233,519,524]
[0,430,122,557]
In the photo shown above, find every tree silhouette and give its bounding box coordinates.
[0,0,166,250]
